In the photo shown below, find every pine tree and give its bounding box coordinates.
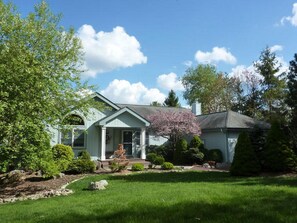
[230,132,261,176]
[163,90,180,107]
[263,121,297,172]
[287,54,297,152]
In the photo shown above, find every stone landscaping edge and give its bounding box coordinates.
[0,176,86,205]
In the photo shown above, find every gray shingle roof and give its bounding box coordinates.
[197,110,270,130]
[116,104,187,119]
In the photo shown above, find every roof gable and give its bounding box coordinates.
[91,92,120,110]
[97,107,150,127]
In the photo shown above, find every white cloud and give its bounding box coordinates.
[270,45,283,53]
[77,25,147,77]
[100,79,166,104]
[157,72,184,91]
[195,47,237,65]
[280,3,297,27]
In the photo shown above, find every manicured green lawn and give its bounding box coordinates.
[0,171,297,223]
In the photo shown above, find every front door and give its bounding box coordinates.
[123,130,133,156]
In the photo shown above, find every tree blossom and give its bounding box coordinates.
[147,110,201,147]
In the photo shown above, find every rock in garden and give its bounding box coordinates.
[88,180,108,190]
[202,163,211,168]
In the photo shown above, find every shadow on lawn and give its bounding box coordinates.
[107,171,297,187]
[45,189,297,223]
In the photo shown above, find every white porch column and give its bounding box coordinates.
[140,127,146,159]
[101,126,106,160]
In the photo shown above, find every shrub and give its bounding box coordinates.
[67,151,95,174]
[161,162,174,170]
[190,135,203,149]
[78,150,91,160]
[131,163,144,171]
[208,149,223,163]
[230,132,261,176]
[39,159,60,178]
[174,139,188,164]
[183,148,204,165]
[146,152,165,168]
[52,144,74,172]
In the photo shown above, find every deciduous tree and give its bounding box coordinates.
[0,1,101,173]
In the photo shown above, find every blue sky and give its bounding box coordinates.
[8,0,297,106]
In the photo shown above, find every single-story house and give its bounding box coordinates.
[49,92,269,163]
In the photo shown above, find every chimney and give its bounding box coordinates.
[191,101,201,116]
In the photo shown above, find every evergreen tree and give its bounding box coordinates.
[254,47,287,122]
[230,132,261,176]
[286,54,297,152]
[263,121,297,172]
[163,90,180,107]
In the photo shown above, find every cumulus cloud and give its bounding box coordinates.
[77,25,147,77]
[157,72,184,91]
[270,45,283,53]
[100,79,166,104]
[195,47,237,65]
[280,3,297,27]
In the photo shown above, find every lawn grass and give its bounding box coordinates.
[0,171,297,223]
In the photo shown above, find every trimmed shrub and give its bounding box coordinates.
[174,139,188,164]
[208,149,223,163]
[230,132,261,176]
[146,152,165,168]
[161,162,174,170]
[190,135,203,149]
[52,144,74,172]
[67,151,95,174]
[183,148,204,165]
[78,150,91,160]
[131,163,144,171]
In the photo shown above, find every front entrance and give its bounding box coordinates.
[122,130,133,156]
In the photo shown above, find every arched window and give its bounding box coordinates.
[61,114,85,148]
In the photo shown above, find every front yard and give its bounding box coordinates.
[0,171,297,223]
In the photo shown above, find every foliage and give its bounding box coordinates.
[131,163,144,171]
[174,138,188,164]
[189,135,203,149]
[207,149,223,163]
[182,64,241,113]
[163,90,180,107]
[0,1,103,173]
[254,47,287,122]
[52,144,74,172]
[287,53,297,152]
[249,126,267,168]
[161,162,174,170]
[147,110,201,152]
[230,132,261,176]
[263,121,297,172]
[150,101,162,107]
[109,144,129,172]
[67,151,95,174]
[146,152,165,168]
[183,148,204,165]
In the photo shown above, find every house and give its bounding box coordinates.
[50,92,186,161]
[196,110,270,163]
[49,92,269,163]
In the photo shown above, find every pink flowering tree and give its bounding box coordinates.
[147,110,201,151]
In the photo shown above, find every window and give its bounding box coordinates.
[61,114,85,148]
[134,130,149,146]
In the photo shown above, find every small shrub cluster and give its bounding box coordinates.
[161,162,174,170]
[131,163,144,171]
[207,149,223,163]
[146,153,165,168]
[67,151,95,174]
